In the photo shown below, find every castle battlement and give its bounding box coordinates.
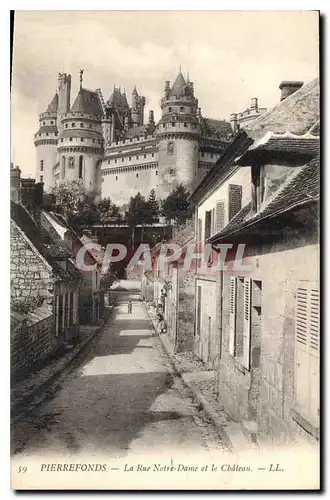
[61,112,102,121]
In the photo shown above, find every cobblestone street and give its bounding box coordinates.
[11,283,228,460]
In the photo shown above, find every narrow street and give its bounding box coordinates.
[12,282,227,459]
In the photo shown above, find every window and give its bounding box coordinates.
[136,156,139,160]
[50,121,54,124]
[167,142,174,155]
[144,154,147,158]
[251,164,266,213]
[201,152,205,157]
[136,173,139,178]
[115,159,117,163]
[228,184,242,221]
[204,210,212,240]
[169,169,174,175]
[72,123,75,127]
[293,282,320,433]
[155,171,158,176]
[92,139,95,143]
[180,107,184,112]
[43,121,45,125]
[40,175,43,182]
[184,123,187,127]
[61,138,63,142]
[40,160,44,172]
[81,137,84,142]
[65,124,68,128]
[122,158,124,162]
[108,160,110,164]
[129,157,131,161]
[46,132,49,136]
[116,176,118,181]
[152,153,154,157]
[89,124,92,128]
[169,107,172,112]
[79,156,83,179]
[80,123,84,128]
[171,122,175,127]
[69,137,72,141]
[61,156,66,179]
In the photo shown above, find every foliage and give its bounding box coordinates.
[98,197,123,224]
[161,184,193,225]
[99,265,118,291]
[125,192,154,227]
[12,296,44,315]
[147,189,159,222]
[51,180,86,216]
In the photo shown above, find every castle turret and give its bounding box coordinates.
[156,70,201,193]
[34,91,59,192]
[57,70,103,198]
[131,86,146,127]
[57,73,71,135]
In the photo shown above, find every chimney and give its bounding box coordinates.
[230,113,239,134]
[250,97,258,111]
[279,81,304,101]
[10,164,21,203]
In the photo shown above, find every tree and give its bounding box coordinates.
[162,184,193,225]
[98,197,123,225]
[51,180,86,218]
[125,192,154,245]
[69,193,100,231]
[147,189,159,222]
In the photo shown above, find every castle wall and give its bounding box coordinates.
[102,163,160,205]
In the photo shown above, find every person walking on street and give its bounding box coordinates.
[128,300,132,314]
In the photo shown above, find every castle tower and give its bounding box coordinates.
[156,70,201,193]
[57,73,71,135]
[57,70,104,198]
[131,85,146,127]
[34,91,59,192]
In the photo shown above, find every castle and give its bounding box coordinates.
[34,70,266,205]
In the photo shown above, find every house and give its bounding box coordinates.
[41,212,104,324]
[190,78,319,444]
[11,201,82,381]
[142,219,197,354]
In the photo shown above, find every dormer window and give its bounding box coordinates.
[251,164,266,213]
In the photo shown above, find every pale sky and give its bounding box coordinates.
[11,10,319,177]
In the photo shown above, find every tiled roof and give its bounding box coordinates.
[237,132,320,165]
[244,78,319,136]
[71,88,103,117]
[125,124,151,139]
[11,201,77,280]
[208,155,319,243]
[201,117,232,140]
[106,88,130,110]
[45,93,58,114]
[170,72,187,97]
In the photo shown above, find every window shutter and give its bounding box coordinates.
[211,208,215,235]
[215,200,225,233]
[229,277,237,355]
[228,184,242,221]
[243,278,251,369]
[295,283,320,426]
[204,210,212,240]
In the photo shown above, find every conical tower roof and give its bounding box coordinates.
[107,88,130,110]
[170,71,187,97]
[70,87,103,116]
[45,93,58,114]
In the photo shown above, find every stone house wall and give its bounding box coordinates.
[217,229,319,444]
[11,220,54,304]
[11,307,54,382]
